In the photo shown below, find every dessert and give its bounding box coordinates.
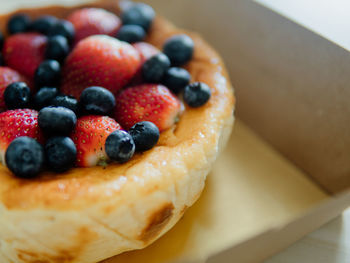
[0,1,235,262]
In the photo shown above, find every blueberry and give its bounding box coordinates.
[116,25,146,43]
[48,19,75,43]
[51,95,79,114]
[38,106,77,135]
[45,35,70,62]
[33,87,58,110]
[121,3,155,32]
[142,53,170,83]
[29,15,58,35]
[129,121,159,151]
[45,136,77,172]
[7,14,30,34]
[4,82,31,110]
[162,67,191,94]
[163,34,194,66]
[105,130,135,163]
[79,86,116,115]
[34,60,61,88]
[5,136,44,178]
[184,82,211,107]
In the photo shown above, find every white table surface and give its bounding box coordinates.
[265,207,350,263]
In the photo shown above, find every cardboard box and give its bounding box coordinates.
[1,0,349,262]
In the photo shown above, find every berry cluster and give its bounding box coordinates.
[0,2,212,179]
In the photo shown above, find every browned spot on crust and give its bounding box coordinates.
[15,227,98,263]
[139,203,174,243]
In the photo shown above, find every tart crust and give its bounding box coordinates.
[0,1,235,262]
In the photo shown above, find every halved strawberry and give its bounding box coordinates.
[3,33,47,79]
[0,109,44,164]
[0,67,31,111]
[67,8,122,44]
[114,84,182,131]
[129,42,160,85]
[70,115,122,167]
[61,35,141,98]
[132,42,160,64]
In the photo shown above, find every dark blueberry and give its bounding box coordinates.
[142,53,170,83]
[34,60,61,88]
[5,136,44,178]
[129,121,159,151]
[105,130,135,163]
[116,25,146,43]
[121,3,155,32]
[7,14,31,34]
[29,15,58,35]
[162,67,191,94]
[184,82,211,107]
[45,35,70,62]
[45,136,77,172]
[48,19,75,43]
[51,95,79,114]
[38,106,77,135]
[4,82,31,110]
[79,86,116,115]
[163,34,194,66]
[0,32,4,50]
[33,87,59,110]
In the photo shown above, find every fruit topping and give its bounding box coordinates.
[105,130,135,163]
[129,121,159,151]
[7,14,31,35]
[45,35,70,62]
[4,82,31,110]
[29,15,59,35]
[67,8,121,44]
[51,95,79,114]
[45,136,77,172]
[0,67,30,111]
[71,115,122,167]
[162,67,191,94]
[48,19,75,44]
[33,87,59,110]
[142,53,171,83]
[38,106,77,136]
[3,33,47,79]
[5,136,44,178]
[116,24,146,43]
[34,60,61,88]
[0,109,43,163]
[61,35,141,98]
[163,34,194,66]
[121,3,155,32]
[79,86,116,115]
[0,3,210,178]
[114,84,181,131]
[184,82,211,107]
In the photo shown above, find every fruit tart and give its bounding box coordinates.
[0,0,235,262]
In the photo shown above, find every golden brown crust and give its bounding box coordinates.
[0,1,235,262]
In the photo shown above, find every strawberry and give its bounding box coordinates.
[0,67,31,111]
[3,33,47,79]
[114,84,181,131]
[67,8,122,44]
[70,115,122,167]
[129,42,160,85]
[0,109,44,164]
[132,42,160,64]
[61,35,141,98]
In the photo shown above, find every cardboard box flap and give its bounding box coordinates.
[146,0,350,194]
